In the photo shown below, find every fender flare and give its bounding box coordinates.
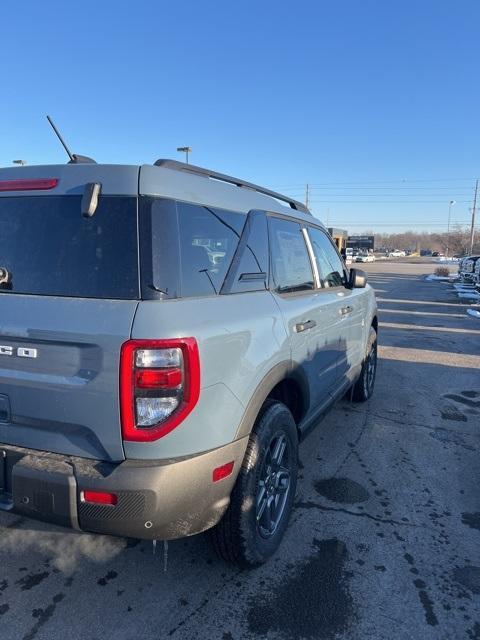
[234,361,309,440]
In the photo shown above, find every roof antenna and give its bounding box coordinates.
[46,115,96,164]
[46,115,74,162]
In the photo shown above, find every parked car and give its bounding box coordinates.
[390,250,406,257]
[474,259,480,287]
[0,159,377,567]
[345,248,354,265]
[356,253,375,263]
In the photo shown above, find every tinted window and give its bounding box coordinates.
[225,211,269,294]
[0,196,138,299]
[177,202,244,297]
[269,217,314,293]
[143,198,249,299]
[142,197,181,299]
[308,227,346,288]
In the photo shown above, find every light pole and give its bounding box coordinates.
[446,200,455,257]
[13,160,27,166]
[177,146,192,164]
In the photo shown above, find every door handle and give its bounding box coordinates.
[294,320,317,333]
[340,306,353,316]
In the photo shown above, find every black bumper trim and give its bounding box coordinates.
[0,437,249,540]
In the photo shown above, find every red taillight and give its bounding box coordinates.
[81,490,117,505]
[0,178,58,192]
[212,461,235,482]
[120,338,200,442]
[134,368,182,389]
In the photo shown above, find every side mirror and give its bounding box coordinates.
[349,268,367,288]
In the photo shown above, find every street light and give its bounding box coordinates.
[12,160,27,166]
[446,200,455,257]
[176,146,192,164]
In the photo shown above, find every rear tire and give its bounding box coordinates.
[210,400,298,568]
[352,327,377,402]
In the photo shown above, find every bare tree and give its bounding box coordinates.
[354,226,479,255]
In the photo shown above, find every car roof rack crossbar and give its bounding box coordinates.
[154,159,310,214]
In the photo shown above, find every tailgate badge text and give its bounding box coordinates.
[0,346,38,359]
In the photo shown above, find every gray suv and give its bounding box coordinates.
[0,159,377,567]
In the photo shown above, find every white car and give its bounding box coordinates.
[390,250,406,257]
[356,254,375,263]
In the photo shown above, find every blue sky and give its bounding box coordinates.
[1,0,479,232]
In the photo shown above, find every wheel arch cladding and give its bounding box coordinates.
[234,362,309,439]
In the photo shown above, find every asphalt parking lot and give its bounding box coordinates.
[0,260,479,640]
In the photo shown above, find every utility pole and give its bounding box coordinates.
[177,146,192,164]
[446,200,455,258]
[469,179,478,255]
[305,183,310,209]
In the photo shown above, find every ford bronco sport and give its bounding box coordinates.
[0,159,377,567]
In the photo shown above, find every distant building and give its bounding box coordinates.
[347,235,375,252]
[327,228,348,252]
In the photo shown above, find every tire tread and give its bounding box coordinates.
[211,400,296,567]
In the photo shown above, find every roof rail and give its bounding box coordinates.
[154,159,311,214]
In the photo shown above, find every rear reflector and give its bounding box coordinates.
[0,178,58,192]
[81,490,117,506]
[212,461,234,482]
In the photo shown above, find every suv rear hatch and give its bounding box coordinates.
[0,167,140,461]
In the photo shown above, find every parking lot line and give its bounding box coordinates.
[379,322,480,335]
[377,298,471,307]
[378,345,480,368]
[378,308,466,319]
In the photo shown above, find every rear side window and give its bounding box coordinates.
[308,227,346,288]
[268,217,314,293]
[0,196,139,299]
[145,198,247,299]
[177,202,244,297]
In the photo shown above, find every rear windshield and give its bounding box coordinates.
[0,195,139,299]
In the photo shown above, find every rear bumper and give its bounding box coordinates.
[0,437,248,540]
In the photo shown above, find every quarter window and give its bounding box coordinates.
[308,227,346,288]
[177,202,244,297]
[224,211,269,294]
[269,217,314,293]
[146,198,246,299]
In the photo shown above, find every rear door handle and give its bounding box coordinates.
[294,320,317,333]
[340,306,353,316]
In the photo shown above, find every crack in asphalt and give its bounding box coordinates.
[295,500,437,532]
[333,401,371,476]
[340,406,479,441]
[167,569,243,637]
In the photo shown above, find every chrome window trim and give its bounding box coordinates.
[301,227,321,289]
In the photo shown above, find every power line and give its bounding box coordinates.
[329,222,474,227]
[279,187,477,192]
[270,177,477,188]
[306,200,473,204]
